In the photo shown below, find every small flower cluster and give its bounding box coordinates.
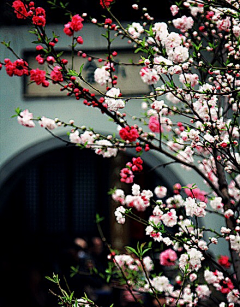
[4,58,29,77]
[12,1,46,26]
[64,14,84,36]
[119,126,139,142]
[120,157,143,184]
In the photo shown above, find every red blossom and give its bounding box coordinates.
[12,0,28,19]
[184,184,207,202]
[5,58,29,77]
[32,7,46,27]
[148,116,162,133]
[76,36,84,44]
[32,15,46,26]
[173,183,182,194]
[119,126,139,142]
[50,66,63,83]
[71,14,84,31]
[30,68,49,87]
[64,14,84,36]
[63,22,73,36]
[100,0,114,8]
[218,255,231,268]
[132,157,143,172]
[36,54,44,64]
[220,279,234,294]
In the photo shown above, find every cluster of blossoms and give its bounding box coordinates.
[119,126,139,142]
[120,157,143,184]
[112,183,153,213]
[17,109,56,130]
[159,248,177,266]
[69,129,118,158]
[63,14,84,36]
[94,65,111,86]
[12,1,46,26]
[114,254,153,272]
[104,87,125,112]
[30,68,49,87]
[5,58,29,77]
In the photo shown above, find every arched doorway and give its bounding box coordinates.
[0,139,180,307]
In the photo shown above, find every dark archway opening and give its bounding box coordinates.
[0,145,174,307]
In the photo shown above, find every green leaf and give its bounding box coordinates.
[68,69,79,77]
[96,213,104,223]
[79,64,84,75]
[57,51,64,58]
[45,276,55,282]
[125,246,137,255]
[69,291,74,301]
[1,41,10,48]
[108,187,117,195]
[14,107,21,115]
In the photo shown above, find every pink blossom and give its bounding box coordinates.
[179,73,199,87]
[100,0,114,9]
[140,67,159,85]
[179,248,203,272]
[189,273,197,282]
[172,16,194,33]
[152,276,173,293]
[154,186,167,198]
[152,22,169,42]
[196,285,211,299]
[125,190,152,211]
[170,5,179,16]
[112,189,125,205]
[114,206,126,224]
[38,116,56,130]
[218,255,231,268]
[217,17,231,32]
[184,197,206,217]
[148,116,162,133]
[184,184,207,202]
[143,256,154,271]
[161,209,178,227]
[224,209,234,219]
[160,249,177,266]
[94,139,117,158]
[50,66,63,83]
[71,14,84,31]
[164,32,182,50]
[17,109,35,128]
[36,54,44,64]
[94,66,110,85]
[167,45,189,63]
[69,130,81,144]
[80,131,96,147]
[120,168,134,184]
[146,225,162,242]
[105,88,125,111]
[128,22,144,39]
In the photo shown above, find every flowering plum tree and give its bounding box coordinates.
[1,0,240,306]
